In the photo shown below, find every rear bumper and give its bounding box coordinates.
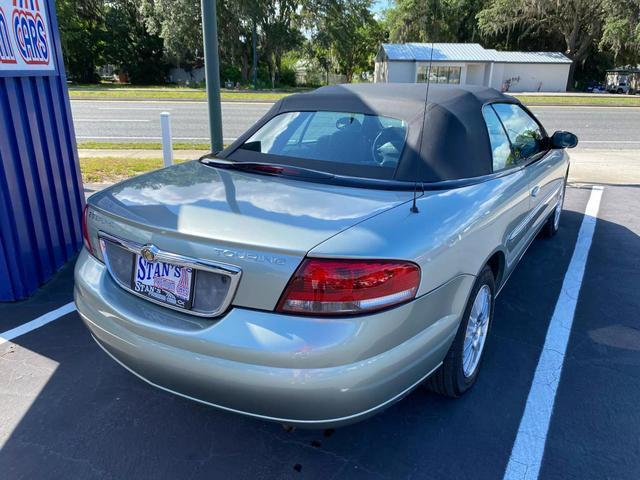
[74,249,473,428]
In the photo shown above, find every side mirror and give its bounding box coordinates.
[551,130,578,149]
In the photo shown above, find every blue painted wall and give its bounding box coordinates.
[0,0,83,300]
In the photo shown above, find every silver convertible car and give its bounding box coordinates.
[75,84,577,428]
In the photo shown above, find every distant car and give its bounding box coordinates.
[585,81,605,93]
[614,81,629,94]
[607,78,631,94]
[75,84,577,428]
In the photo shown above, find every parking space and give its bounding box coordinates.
[1,184,639,479]
[541,186,640,480]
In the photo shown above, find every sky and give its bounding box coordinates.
[372,0,391,15]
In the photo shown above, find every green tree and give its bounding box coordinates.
[306,0,384,82]
[138,0,301,86]
[599,0,640,65]
[217,1,257,83]
[261,0,304,87]
[104,0,167,84]
[384,0,487,43]
[56,0,105,82]
[139,0,204,66]
[478,0,638,88]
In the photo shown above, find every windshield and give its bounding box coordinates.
[232,111,407,180]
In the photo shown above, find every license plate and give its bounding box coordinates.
[131,256,195,310]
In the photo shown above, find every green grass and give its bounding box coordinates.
[71,83,202,90]
[80,157,188,183]
[69,84,640,105]
[514,95,640,106]
[69,84,301,101]
[77,141,211,150]
[71,82,307,92]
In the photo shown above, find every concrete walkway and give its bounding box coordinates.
[568,149,640,185]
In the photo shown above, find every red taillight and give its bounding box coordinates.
[82,204,96,257]
[277,258,421,316]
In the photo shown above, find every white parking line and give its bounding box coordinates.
[0,302,77,346]
[503,186,604,480]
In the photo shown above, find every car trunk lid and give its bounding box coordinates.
[88,161,412,311]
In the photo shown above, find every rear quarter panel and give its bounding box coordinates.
[310,168,549,297]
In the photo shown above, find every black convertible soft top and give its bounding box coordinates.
[220,83,522,183]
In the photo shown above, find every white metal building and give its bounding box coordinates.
[374,43,572,92]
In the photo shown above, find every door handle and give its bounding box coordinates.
[531,186,540,198]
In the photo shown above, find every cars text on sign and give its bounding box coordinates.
[0,0,55,73]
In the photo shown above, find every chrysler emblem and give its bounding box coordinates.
[141,245,157,262]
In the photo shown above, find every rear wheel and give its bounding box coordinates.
[543,178,566,238]
[427,265,495,397]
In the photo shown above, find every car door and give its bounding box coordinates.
[481,105,532,270]
[491,103,566,244]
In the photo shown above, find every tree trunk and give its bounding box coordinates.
[345,70,353,83]
[268,55,275,89]
[564,35,593,91]
[240,54,249,83]
[275,51,282,85]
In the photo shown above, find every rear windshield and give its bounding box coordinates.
[232,111,407,179]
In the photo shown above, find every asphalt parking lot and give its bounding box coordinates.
[1,183,639,479]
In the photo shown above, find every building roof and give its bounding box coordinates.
[379,43,572,64]
[224,84,521,183]
[380,43,495,62]
[606,67,640,73]
[486,49,572,64]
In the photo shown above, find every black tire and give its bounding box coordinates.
[542,177,567,238]
[427,265,495,397]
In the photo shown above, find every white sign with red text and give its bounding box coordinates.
[0,0,54,72]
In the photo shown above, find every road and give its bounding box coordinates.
[71,100,272,144]
[71,100,640,149]
[2,184,639,479]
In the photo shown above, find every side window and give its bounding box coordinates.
[482,106,514,171]
[492,103,545,162]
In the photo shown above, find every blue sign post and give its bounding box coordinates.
[0,0,83,301]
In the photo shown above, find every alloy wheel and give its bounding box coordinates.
[462,285,492,378]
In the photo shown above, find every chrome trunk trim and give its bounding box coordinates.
[98,231,242,318]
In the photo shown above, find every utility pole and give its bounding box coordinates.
[201,0,223,152]
[252,21,258,91]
